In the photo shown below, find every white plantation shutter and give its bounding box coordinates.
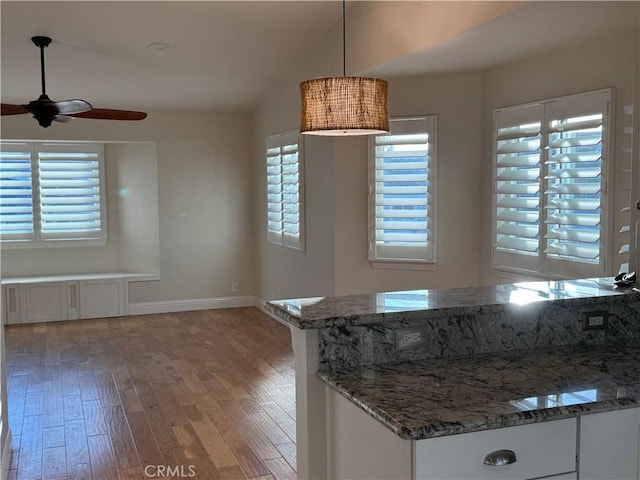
[493,89,612,277]
[617,104,633,274]
[0,143,34,241]
[38,144,104,240]
[494,104,543,266]
[0,142,106,245]
[266,131,304,251]
[369,116,436,264]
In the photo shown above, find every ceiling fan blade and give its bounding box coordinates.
[54,99,92,115]
[68,108,147,121]
[1,103,29,116]
[53,115,72,123]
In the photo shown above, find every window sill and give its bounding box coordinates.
[1,238,107,250]
[267,242,306,257]
[492,265,581,282]
[370,260,436,271]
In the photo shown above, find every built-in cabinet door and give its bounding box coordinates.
[3,278,128,324]
[20,282,69,323]
[79,278,126,319]
[579,408,640,480]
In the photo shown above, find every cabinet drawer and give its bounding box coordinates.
[414,419,577,480]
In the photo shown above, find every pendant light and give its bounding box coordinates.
[299,0,389,136]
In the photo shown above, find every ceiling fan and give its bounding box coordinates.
[1,36,148,128]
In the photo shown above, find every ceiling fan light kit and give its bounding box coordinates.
[299,0,389,136]
[1,36,147,128]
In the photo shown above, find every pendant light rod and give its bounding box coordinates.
[342,0,346,77]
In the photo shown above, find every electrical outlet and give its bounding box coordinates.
[231,281,239,293]
[583,310,608,331]
[396,328,425,349]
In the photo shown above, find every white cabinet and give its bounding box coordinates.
[23,282,69,323]
[579,408,640,480]
[1,273,157,324]
[79,278,126,319]
[414,419,577,480]
[3,280,125,324]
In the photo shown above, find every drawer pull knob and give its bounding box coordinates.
[483,449,517,466]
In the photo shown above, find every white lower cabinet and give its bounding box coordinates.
[3,278,126,323]
[414,419,577,480]
[19,282,69,323]
[579,408,640,480]
[79,278,126,319]
[326,385,640,480]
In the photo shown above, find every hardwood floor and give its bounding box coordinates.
[4,308,296,480]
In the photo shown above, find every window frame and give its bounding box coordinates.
[491,88,613,278]
[368,116,437,270]
[265,130,305,254]
[0,141,108,249]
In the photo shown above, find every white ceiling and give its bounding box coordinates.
[1,1,639,113]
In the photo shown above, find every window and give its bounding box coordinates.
[265,131,304,252]
[0,142,106,246]
[493,89,612,278]
[369,116,436,267]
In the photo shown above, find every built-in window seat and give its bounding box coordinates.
[1,273,159,324]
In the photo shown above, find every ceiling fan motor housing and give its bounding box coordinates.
[26,94,59,128]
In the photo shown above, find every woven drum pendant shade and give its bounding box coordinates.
[300,76,389,136]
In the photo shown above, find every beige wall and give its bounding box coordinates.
[479,29,639,285]
[1,110,254,304]
[255,133,337,301]
[333,72,483,295]
[111,143,160,276]
[255,70,484,300]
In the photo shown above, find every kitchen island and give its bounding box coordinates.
[265,278,640,480]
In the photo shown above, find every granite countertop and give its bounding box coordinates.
[265,277,638,329]
[319,339,640,440]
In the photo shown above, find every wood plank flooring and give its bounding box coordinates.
[4,308,296,480]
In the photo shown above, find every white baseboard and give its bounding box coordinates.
[254,297,291,328]
[1,429,12,480]
[128,295,256,315]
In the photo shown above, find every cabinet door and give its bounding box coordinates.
[20,282,68,323]
[579,408,640,480]
[79,279,126,319]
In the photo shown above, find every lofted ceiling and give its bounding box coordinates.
[1,1,639,114]
[0,1,343,112]
[365,1,640,77]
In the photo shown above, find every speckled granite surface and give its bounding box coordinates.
[265,278,636,329]
[319,340,640,440]
[318,295,640,369]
